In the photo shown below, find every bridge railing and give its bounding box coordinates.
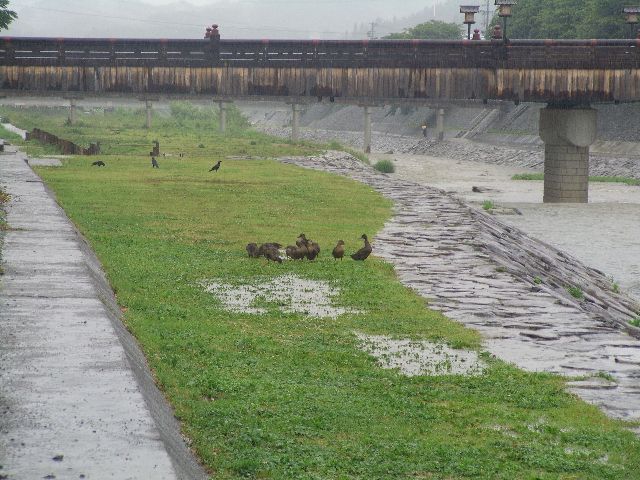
[1,37,640,69]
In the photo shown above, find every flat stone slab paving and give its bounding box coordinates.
[0,151,206,479]
[281,152,640,427]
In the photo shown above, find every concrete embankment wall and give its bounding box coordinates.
[239,101,640,156]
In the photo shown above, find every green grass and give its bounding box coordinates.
[567,286,585,300]
[373,159,395,173]
[6,105,639,479]
[512,173,640,186]
[630,317,640,328]
[482,200,495,211]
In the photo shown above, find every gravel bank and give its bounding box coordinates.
[257,125,640,179]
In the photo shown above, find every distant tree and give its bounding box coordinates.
[501,0,632,39]
[0,0,17,31]
[384,20,462,40]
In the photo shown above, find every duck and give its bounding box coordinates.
[332,240,345,260]
[286,245,307,260]
[263,246,283,263]
[350,234,372,261]
[246,243,260,258]
[305,240,320,261]
[296,234,307,248]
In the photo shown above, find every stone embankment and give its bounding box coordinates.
[259,124,640,180]
[280,151,640,427]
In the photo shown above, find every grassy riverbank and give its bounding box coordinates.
[4,105,640,479]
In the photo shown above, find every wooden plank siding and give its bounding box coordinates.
[2,65,640,103]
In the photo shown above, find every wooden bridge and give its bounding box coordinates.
[1,37,640,104]
[1,35,639,204]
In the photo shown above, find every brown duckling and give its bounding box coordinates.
[287,245,307,260]
[306,241,320,261]
[350,234,372,261]
[258,243,282,257]
[263,247,283,263]
[332,240,345,260]
[296,234,307,248]
[246,243,260,258]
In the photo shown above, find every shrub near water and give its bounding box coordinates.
[374,159,395,173]
[6,105,639,479]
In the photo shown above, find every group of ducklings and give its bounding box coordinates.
[246,233,372,264]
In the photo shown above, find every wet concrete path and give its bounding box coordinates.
[0,150,205,479]
[281,152,640,430]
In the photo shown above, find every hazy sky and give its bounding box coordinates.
[4,0,451,39]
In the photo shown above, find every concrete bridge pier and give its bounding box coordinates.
[144,100,153,129]
[363,106,372,153]
[218,101,231,134]
[539,106,597,203]
[291,103,301,141]
[436,108,445,141]
[68,98,77,126]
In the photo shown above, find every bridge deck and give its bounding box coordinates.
[2,38,640,103]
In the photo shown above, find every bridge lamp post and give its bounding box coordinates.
[460,6,480,40]
[495,0,517,42]
[624,7,640,38]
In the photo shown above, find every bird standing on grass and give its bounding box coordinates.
[91,160,105,167]
[332,240,345,260]
[351,234,372,261]
[209,160,222,172]
[246,243,260,258]
[151,157,159,168]
[306,241,320,261]
[263,247,283,264]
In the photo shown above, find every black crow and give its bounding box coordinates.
[92,160,106,167]
[152,157,159,168]
[209,160,222,172]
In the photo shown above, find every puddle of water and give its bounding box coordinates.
[201,274,363,319]
[356,333,486,377]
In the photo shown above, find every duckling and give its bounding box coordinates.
[286,245,307,260]
[296,234,307,248]
[350,234,372,261]
[246,243,260,258]
[258,243,283,257]
[332,240,345,260]
[306,241,320,261]
[263,247,283,264]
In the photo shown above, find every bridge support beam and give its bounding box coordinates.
[363,106,372,154]
[218,101,230,134]
[539,106,597,203]
[68,99,77,126]
[145,100,153,129]
[436,108,445,141]
[291,104,301,141]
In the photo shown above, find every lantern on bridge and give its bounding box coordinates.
[624,7,640,38]
[460,6,480,40]
[495,0,517,42]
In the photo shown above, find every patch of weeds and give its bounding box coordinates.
[630,317,640,328]
[345,148,370,165]
[198,143,205,148]
[482,200,495,211]
[534,276,543,285]
[374,159,395,173]
[495,266,507,273]
[567,286,584,300]
[608,277,620,294]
